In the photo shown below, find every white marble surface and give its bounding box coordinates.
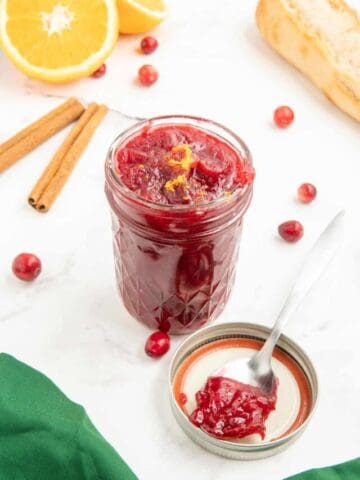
[1,1,360,479]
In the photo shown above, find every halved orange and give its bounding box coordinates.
[117,0,167,34]
[0,0,119,83]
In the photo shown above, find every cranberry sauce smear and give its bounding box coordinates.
[115,125,254,205]
[190,376,277,440]
[105,118,254,334]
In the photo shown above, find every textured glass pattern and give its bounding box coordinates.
[112,212,242,334]
[105,115,253,335]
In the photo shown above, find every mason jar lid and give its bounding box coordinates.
[169,322,318,460]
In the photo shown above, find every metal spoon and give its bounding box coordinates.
[213,210,345,395]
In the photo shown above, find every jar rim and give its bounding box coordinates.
[105,114,253,212]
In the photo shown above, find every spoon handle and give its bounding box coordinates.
[252,210,345,365]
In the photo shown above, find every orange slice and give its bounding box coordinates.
[117,0,167,34]
[0,0,119,83]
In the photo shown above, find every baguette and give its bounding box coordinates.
[256,0,360,122]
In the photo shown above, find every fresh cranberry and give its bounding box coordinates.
[138,65,158,86]
[274,106,294,128]
[298,183,317,203]
[176,246,213,293]
[91,64,107,78]
[278,220,304,243]
[12,253,42,281]
[140,36,158,54]
[145,331,170,357]
[196,157,231,181]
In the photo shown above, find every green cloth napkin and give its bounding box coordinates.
[285,458,360,479]
[0,353,137,480]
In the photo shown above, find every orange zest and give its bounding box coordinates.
[164,174,187,192]
[167,144,194,171]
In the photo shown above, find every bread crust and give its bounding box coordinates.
[256,0,360,122]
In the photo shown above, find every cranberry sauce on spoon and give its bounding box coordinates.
[190,375,278,440]
[172,333,314,452]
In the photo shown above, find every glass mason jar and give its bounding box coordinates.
[105,116,253,334]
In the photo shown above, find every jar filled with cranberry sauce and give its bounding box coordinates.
[105,116,254,334]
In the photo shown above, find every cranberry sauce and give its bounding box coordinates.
[190,376,277,440]
[116,125,254,205]
[105,118,254,334]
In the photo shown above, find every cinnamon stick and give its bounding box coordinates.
[28,103,98,207]
[0,98,78,157]
[0,99,84,174]
[34,104,108,213]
